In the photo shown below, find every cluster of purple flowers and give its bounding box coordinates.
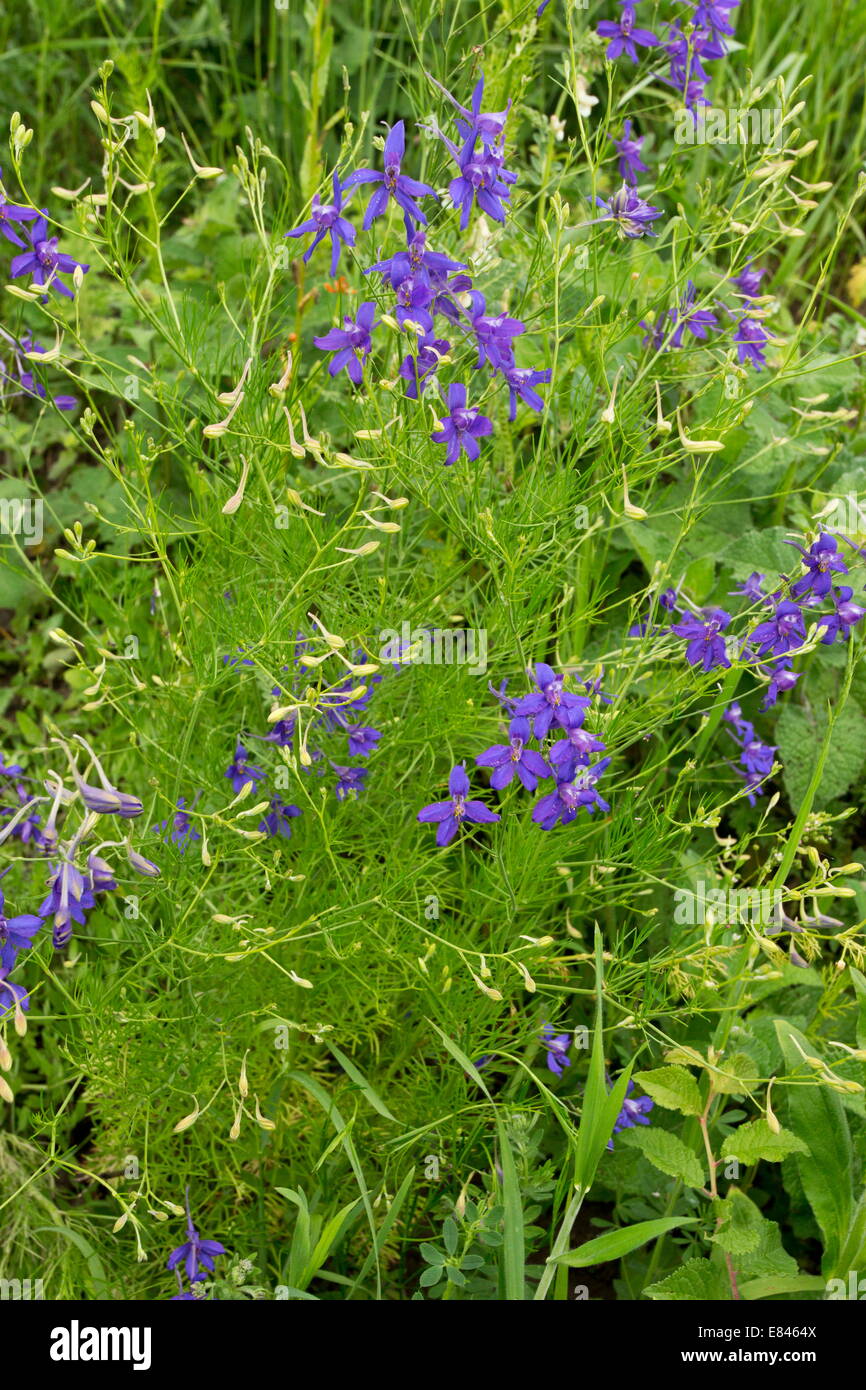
[641,265,771,370]
[285,75,551,467]
[222,735,304,834]
[417,662,612,844]
[0,168,87,411]
[722,703,777,805]
[637,532,864,804]
[222,630,407,819]
[0,740,159,1019]
[740,532,864,691]
[597,4,772,366]
[0,327,77,411]
[661,1,742,116]
[155,795,202,853]
[650,533,863,689]
[597,1,742,117]
[482,1020,654,1153]
[167,1190,226,1301]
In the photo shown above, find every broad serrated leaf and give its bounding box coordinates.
[637,1065,703,1115]
[710,1190,765,1255]
[736,1213,799,1282]
[619,1127,705,1188]
[645,1256,731,1301]
[710,1052,761,1096]
[720,1118,809,1165]
[710,1191,798,1284]
[776,702,866,811]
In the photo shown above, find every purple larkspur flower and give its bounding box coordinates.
[258,796,302,838]
[747,600,806,660]
[0,329,77,410]
[611,119,648,185]
[663,19,727,88]
[689,0,740,36]
[87,853,118,894]
[540,1023,571,1076]
[128,846,160,878]
[548,716,607,782]
[314,300,379,386]
[284,170,356,275]
[816,586,865,645]
[366,230,472,323]
[0,780,43,847]
[606,1080,653,1149]
[740,739,776,781]
[366,229,466,288]
[10,212,89,300]
[668,281,718,348]
[514,662,592,739]
[224,743,266,795]
[346,726,382,758]
[427,72,511,150]
[730,571,766,602]
[332,764,369,801]
[463,291,526,372]
[725,711,777,804]
[734,315,768,370]
[69,738,143,817]
[0,885,42,971]
[222,647,256,668]
[0,168,39,247]
[0,970,28,1021]
[488,678,516,712]
[670,608,731,672]
[731,259,766,298]
[155,797,202,853]
[501,365,552,422]
[597,3,659,62]
[399,331,450,398]
[532,760,612,830]
[256,692,297,747]
[391,272,436,332]
[760,661,801,710]
[342,121,437,233]
[787,532,848,601]
[476,716,552,792]
[639,314,668,353]
[75,777,142,817]
[38,861,95,949]
[417,763,500,846]
[440,133,515,231]
[595,184,662,239]
[167,1193,226,1284]
[431,382,493,466]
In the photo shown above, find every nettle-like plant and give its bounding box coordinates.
[1,0,865,1300]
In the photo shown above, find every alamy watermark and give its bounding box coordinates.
[826,1271,866,1299]
[0,497,43,546]
[379,621,488,675]
[1,1277,44,1299]
[815,492,866,536]
[674,882,783,927]
[674,106,783,146]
